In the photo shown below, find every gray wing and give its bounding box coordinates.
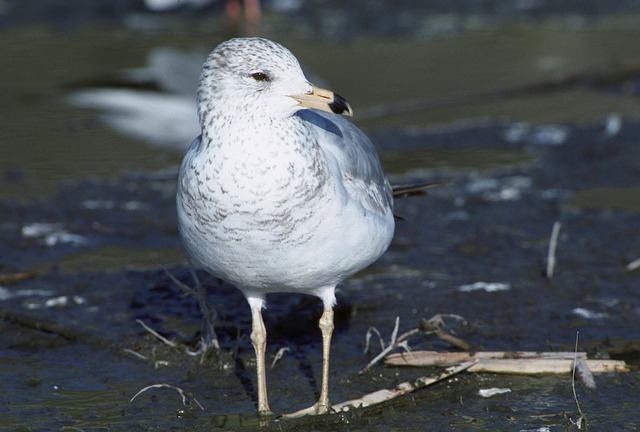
[296,109,393,216]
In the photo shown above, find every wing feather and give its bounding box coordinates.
[296,109,393,216]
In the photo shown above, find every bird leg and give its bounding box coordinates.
[249,299,272,416]
[281,303,335,419]
[315,304,334,414]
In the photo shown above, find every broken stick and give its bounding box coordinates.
[384,350,629,374]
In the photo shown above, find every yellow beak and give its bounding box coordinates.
[290,84,353,117]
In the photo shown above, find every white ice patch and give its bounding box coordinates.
[27,295,88,310]
[504,122,569,146]
[466,176,532,202]
[21,223,87,247]
[81,200,116,210]
[459,282,511,293]
[0,287,55,301]
[81,200,148,211]
[479,387,511,398]
[121,201,149,211]
[572,308,608,319]
[604,113,622,138]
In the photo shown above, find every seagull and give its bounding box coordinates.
[176,37,395,416]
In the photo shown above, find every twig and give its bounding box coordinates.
[0,271,36,284]
[164,269,220,353]
[123,348,149,361]
[281,360,475,419]
[386,350,588,366]
[390,316,400,347]
[136,319,178,348]
[420,314,470,351]
[546,221,561,279]
[571,332,588,430]
[385,350,628,374]
[130,383,204,411]
[363,326,385,354]
[334,361,475,413]
[270,347,290,370]
[468,359,625,374]
[359,317,419,374]
[360,314,469,374]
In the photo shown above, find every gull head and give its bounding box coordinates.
[197,37,352,121]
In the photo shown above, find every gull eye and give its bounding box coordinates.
[251,72,269,82]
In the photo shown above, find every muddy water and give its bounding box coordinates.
[3,16,640,200]
[2,6,640,431]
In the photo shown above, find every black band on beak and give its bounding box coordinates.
[329,93,352,116]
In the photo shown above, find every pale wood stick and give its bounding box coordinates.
[385,350,589,367]
[467,358,628,374]
[385,351,628,374]
[333,361,476,413]
[546,221,561,278]
[280,361,475,419]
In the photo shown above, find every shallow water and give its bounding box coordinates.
[2,2,640,430]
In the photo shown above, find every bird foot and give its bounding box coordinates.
[279,401,331,419]
[258,408,274,418]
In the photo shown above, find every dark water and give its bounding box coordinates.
[2,1,640,430]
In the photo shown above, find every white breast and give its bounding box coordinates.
[177,117,394,294]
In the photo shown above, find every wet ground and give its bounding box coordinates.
[2,1,640,430]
